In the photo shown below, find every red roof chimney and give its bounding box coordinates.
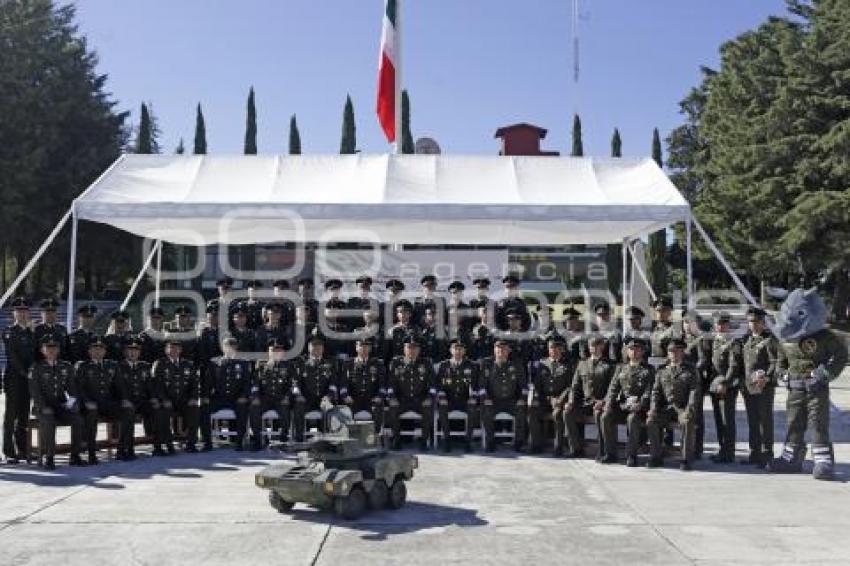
[494,123,560,156]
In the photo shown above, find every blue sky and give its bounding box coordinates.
[75,0,788,158]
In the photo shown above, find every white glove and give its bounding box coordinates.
[64,395,77,410]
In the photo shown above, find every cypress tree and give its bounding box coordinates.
[193,103,207,154]
[647,128,668,294]
[340,94,357,154]
[606,128,624,296]
[289,115,301,155]
[175,138,185,154]
[401,90,414,154]
[136,102,153,154]
[571,114,584,157]
[244,87,257,155]
[611,128,622,157]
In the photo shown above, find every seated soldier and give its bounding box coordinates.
[203,337,253,451]
[291,334,337,442]
[76,336,128,465]
[385,335,435,450]
[435,339,480,452]
[646,338,701,471]
[116,337,156,460]
[601,337,655,466]
[250,340,298,445]
[565,335,617,459]
[529,336,574,456]
[29,336,85,469]
[338,337,386,430]
[152,337,200,455]
[479,339,528,452]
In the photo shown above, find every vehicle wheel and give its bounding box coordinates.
[367,480,389,509]
[334,487,367,520]
[268,491,295,513]
[387,479,407,510]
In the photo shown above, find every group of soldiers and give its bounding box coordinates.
[1,275,844,475]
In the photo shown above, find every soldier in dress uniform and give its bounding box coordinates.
[2,297,35,463]
[116,337,155,460]
[419,306,446,364]
[202,337,253,450]
[291,334,337,441]
[104,310,133,361]
[384,300,418,363]
[29,336,85,469]
[151,336,200,455]
[66,304,98,364]
[347,276,379,330]
[254,302,291,353]
[381,279,405,330]
[413,275,443,327]
[196,304,224,420]
[434,339,480,452]
[479,339,528,451]
[351,310,384,360]
[238,280,265,330]
[33,298,67,361]
[446,281,473,344]
[601,337,654,466]
[469,306,496,362]
[468,278,491,314]
[165,305,198,361]
[228,305,256,353]
[321,279,352,360]
[562,306,588,362]
[528,336,574,455]
[338,337,386,430]
[76,336,126,464]
[266,279,295,332]
[646,338,701,470]
[249,339,298,445]
[496,275,529,331]
[138,306,167,364]
[291,304,317,358]
[564,335,617,459]
[706,311,743,464]
[385,335,435,450]
[297,277,318,324]
[500,309,534,369]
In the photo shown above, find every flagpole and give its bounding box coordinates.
[394,0,403,156]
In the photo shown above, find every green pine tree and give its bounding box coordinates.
[289,115,301,155]
[401,90,414,154]
[244,87,257,155]
[571,114,583,157]
[193,103,207,154]
[175,138,185,154]
[135,102,153,154]
[340,94,357,154]
[647,128,668,294]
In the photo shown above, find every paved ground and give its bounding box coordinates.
[2,370,850,565]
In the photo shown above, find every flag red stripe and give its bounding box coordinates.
[377,51,396,143]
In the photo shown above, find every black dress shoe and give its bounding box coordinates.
[166,444,176,455]
[626,456,638,467]
[69,455,87,466]
[88,454,99,466]
[679,460,692,471]
[43,458,56,470]
[185,444,198,453]
[152,447,166,457]
[201,443,213,452]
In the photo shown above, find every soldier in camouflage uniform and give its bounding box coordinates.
[152,337,200,455]
[529,336,574,455]
[2,297,35,463]
[116,337,155,460]
[770,290,848,480]
[250,340,298,445]
[601,337,654,466]
[565,335,616,459]
[76,336,126,464]
[292,335,337,441]
[479,339,528,452]
[29,337,85,469]
[707,312,743,464]
[338,337,386,430]
[385,336,435,450]
[434,339,480,452]
[646,338,701,470]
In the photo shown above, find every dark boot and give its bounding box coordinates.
[88,452,99,466]
[69,454,86,466]
[43,457,56,470]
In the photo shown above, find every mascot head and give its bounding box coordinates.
[774,288,828,341]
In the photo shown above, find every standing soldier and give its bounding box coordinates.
[740,306,779,467]
[267,279,295,332]
[413,275,442,327]
[601,338,654,466]
[381,279,405,330]
[297,277,318,324]
[479,339,528,452]
[239,280,266,330]
[291,305,316,358]
[166,306,198,361]
[255,303,291,353]
[646,338,701,470]
[682,310,712,460]
[338,337,386,430]
[116,337,155,460]
[292,335,337,442]
[207,277,238,328]
[469,306,496,362]
[138,306,167,364]
[420,306,446,364]
[649,297,676,366]
[195,303,224,427]
[321,279,351,360]
[347,276,378,329]
[593,303,623,364]
[496,275,529,331]
[152,337,200,455]
[565,335,616,459]
[500,310,533,369]
[352,310,384,359]
[228,306,256,353]
[529,336,574,456]
[249,340,298,446]
[385,336,435,450]
[446,281,473,344]
[34,298,67,361]
[29,336,85,469]
[385,300,418,363]
[707,312,742,464]
[434,339,480,452]
[468,278,491,316]
[3,297,35,463]
[202,337,253,450]
[104,310,133,362]
[621,306,652,361]
[66,304,98,364]
[76,336,126,465]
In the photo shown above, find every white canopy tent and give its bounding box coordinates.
[1,154,759,329]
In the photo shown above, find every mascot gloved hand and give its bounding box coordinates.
[770,289,848,480]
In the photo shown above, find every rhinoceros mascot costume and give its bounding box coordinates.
[770,289,848,480]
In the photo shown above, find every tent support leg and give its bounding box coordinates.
[686,214,694,310]
[154,240,163,308]
[691,216,760,307]
[627,242,657,303]
[121,241,162,311]
[66,209,79,328]
[621,238,628,335]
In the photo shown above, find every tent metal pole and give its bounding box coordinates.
[120,241,161,311]
[621,238,628,335]
[154,240,163,308]
[0,207,73,310]
[691,216,760,307]
[65,207,79,328]
[627,242,657,302]
[686,213,694,309]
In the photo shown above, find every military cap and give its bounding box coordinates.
[10,297,30,310]
[88,335,106,348]
[420,275,437,286]
[149,306,165,317]
[493,338,511,347]
[265,302,283,313]
[747,307,767,321]
[216,277,234,287]
[714,311,732,324]
[594,302,611,315]
[222,336,238,347]
[385,279,405,291]
[395,299,414,312]
[626,306,645,318]
[111,310,130,321]
[588,334,607,346]
[40,298,59,311]
[174,305,193,316]
[681,309,701,323]
[164,334,184,346]
[205,302,219,314]
[272,279,290,289]
[625,336,647,349]
[268,338,288,349]
[78,304,97,316]
[653,296,674,310]
[297,277,314,287]
[324,279,343,290]
[472,278,491,288]
[502,274,520,286]
[124,337,143,349]
[308,332,325,345]
[547,335,567,347]
[448,338,467,348]
[40,335,60,347]
[355,276,373,286]
[232,304,248,315]
[668,337,687,349]
[355,336,375,346]
[402,334,422,346]
[562,306,581,319]
[245,279,263,289]
[448,281,466,292]
[505,309,522,320]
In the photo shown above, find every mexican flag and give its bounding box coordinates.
[376,0,397,143]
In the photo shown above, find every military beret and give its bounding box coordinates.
[668,337,687,349]
[594,303,611,315]
[653,296,674,309]
[78,304,97,316]
[268,338,287,349]
[149,306,165,317]
[420,275,437,286]
[222,337,238,347]
[448,338,467,348]
[472,278,491,288]
[297,277,314,287]
[625,336,646,349]
[245,279,263,289]
[626,306,645,318]
[40,298,59,310]
[747,307,767,320]
[11,297,30,309]
[395,299,413,312]
[216,277,234,287]
[111,310,129,320]
[714,311,732,324]
[355,276,373,286]
[448,281,466,292]
[273,279,290,289]
[124,337,143,349]
[502,275,520,286]
[40,335,60,347]
[385,279,405,291]
[324,279,343,290]
[88,335,106,348]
